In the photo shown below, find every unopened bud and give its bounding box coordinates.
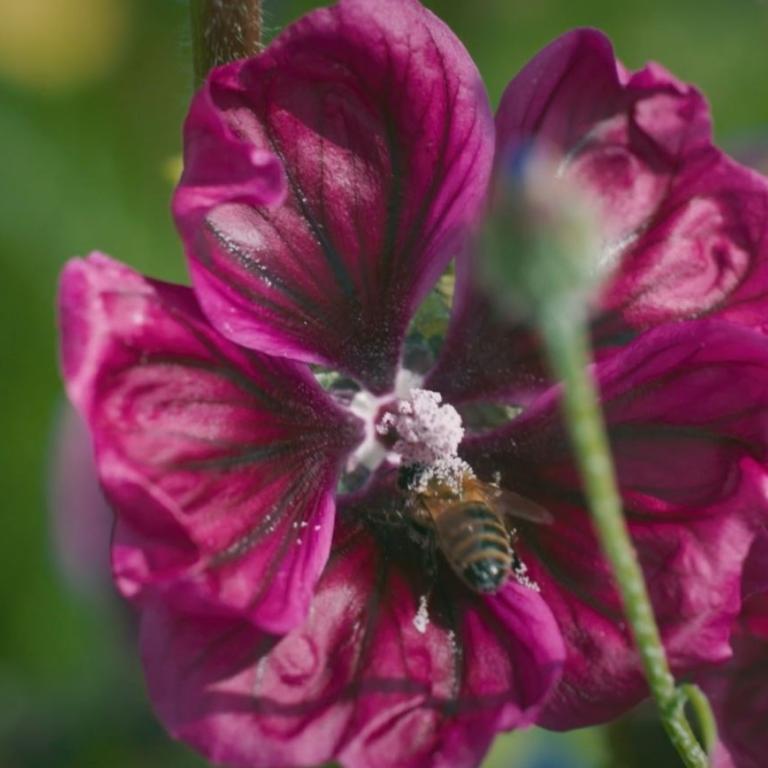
[480,142,605,325]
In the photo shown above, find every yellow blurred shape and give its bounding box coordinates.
[163,154,183,186]
[0,0,130,92]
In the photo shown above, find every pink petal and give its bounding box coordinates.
[434,29,768,404]
[698,535,768,768]
[507,28,768,332]
[173,0,494,394]
[463,321,768,728]
[603,156,768,334]
[497,31,710,253]
[424,252,547,405]
[140,518,564,768]
[172,62,287,226]
[699,633,768,768]
[58,254,362,633]
[742,532,768,622]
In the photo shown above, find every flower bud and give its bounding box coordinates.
[480,142,606,325]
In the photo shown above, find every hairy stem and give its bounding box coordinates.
[681,684,718,755]
[190,0,262,85]
[540,310,710,768]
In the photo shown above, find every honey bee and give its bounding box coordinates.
[400,466,552,594]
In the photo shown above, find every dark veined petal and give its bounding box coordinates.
[140,516,564,768]
[462,321,768,727]
[173,0,494,394]
[700,632,768,768]
[432,28,768,405]
[698,533,768,768]
[58,254,362,633]
[497,29,710,248]
[602,155,768,336]
[171,61,287,225]
[424,251,547,406]
[495,27,735,319]
[429,29,627,405]
[742,530,768,606]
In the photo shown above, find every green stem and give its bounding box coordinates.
[190,0,263,85]
[681,684,718,755]
[539,310,709,768]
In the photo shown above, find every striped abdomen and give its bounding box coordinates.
[433,502,512,593]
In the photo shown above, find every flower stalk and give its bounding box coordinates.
[681,684,718,755]
[539,309,711,768]
[190,0,263,85]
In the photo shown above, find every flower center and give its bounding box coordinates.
[339,370,421,490]
[341,384,543,596]
[377,388,463,466]
[341,379,475,493]
[377,387,473,495]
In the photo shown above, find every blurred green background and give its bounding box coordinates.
[1,0,767,765]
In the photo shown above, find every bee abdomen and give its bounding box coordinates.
[437,503,511,594]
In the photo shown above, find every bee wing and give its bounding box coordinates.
[491,488,553,525]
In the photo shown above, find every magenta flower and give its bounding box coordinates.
[429,29,768,404]
[59,2,768,766]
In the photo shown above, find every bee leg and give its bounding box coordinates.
[503,524,540,592]
[423,536,439,586]
[369,501,407,530]
[405,522,438,586]
[501,516,519,545]
[406,520,432,549]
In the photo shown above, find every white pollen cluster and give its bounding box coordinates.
[410,456,473,495]
[413,594,430,634]
[512,551,540,592]
[378,388,464,466]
